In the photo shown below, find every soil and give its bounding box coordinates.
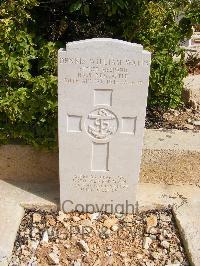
[145,107,200,131]
[10,209,189,266]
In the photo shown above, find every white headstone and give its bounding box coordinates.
[58,38,151,213]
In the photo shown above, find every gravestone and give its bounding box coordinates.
[58,38,151,213]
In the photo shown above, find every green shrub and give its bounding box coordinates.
[0,0,58,148]
[0,0,198,148]
[128,1,189,107]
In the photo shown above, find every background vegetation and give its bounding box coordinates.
[0,0,199,148]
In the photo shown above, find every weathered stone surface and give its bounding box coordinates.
[58,38,151,213]
[183,75,200,110]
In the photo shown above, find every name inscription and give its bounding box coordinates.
[60,56,149,86]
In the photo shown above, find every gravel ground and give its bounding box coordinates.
[145,107,200,131]
[10,209,189,266]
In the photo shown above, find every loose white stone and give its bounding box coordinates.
[149,227,158,235]
[160,214,172,222]
[41,231,49,244]
[90,212,100,220]
[136,254,143,259]
[48,252,59,265]
[31,240,39,251]
[32,213,41,223]
[193,120,200,126]
[143,237,152,249]
[72,216,81,222]
[73,259,82,266]
[64,243,71,249]
[151,252,160,259]
[58,38,151,213]
[161,240,170,249]
[111,224,119,232]
[57,211,67,223]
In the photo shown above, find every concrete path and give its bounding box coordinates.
[0,180,199,265]
[144,129,200,151]
[173,203,200,266]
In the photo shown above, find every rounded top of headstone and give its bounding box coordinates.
[65,38,150,55]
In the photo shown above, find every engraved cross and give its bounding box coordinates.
[67,89,137,171]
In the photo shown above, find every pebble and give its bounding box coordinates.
[143,237,152,249]
[151,251,160,260]
[59,233,66,239]
[149,227,158,235]
[193,120,200,126]
[115,213,124,219]
[103,218,118,229]
[111,224,119,232]
[81,219,93,227]
[77,240,90,252]
[28,257,38,266]
[72,216,81,222]
[163,230,172,238]
[100,227,111,238]
[41,230,49,244]
[32,213,41,223]
[47,218,56,227]
[73,259,82,266]
[31,240,39,251]
[160,214,171,222]
[57,211,67,223]
[64,243,71,249]
[47,227,53,236]
[159,235,164,241]
[89,212,100,220]
[21,249,29,256]
[146,215,157,232]
[184,123,194,130]
[173,110,180,116]
[136,254,143,259]
[124,216,133,223]
[161,240,170,249]
[48,252,59,265]
[52,245,59,254]
[31,228,39,238]
[149,234,157,240]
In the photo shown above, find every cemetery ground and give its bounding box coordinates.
[10,209,189,265]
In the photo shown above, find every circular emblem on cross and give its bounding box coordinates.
[85,108,118,141]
